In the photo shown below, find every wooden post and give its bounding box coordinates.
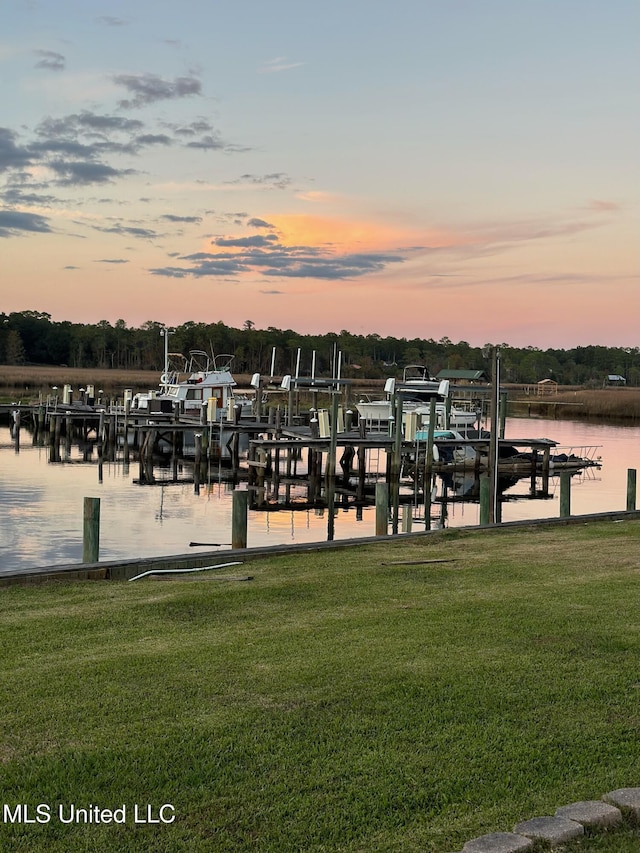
[627,468,637,512]
[488,347,499,523]
[479,475,491,525]
[357,445,366,502]
[423,398,437,531]
[231,489,248,549]
[83,497,100,563]
[194,433,202,493]
[560,472,571,517]
[391,393,403,534]
[326,394,339,487]
[499,390,508,438]
[541,445,551,495]
[287,384,294,426]
[375,482,389,536]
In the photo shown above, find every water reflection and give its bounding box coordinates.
[0,415,638,573]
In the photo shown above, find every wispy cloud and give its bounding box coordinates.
[225,173,292,191]
[113,72,202,108]
[97,16,131,27]
[586,199,621,212]
[33,50,65,72]
[0,210,52,237]
[160,214,203,224]
[259,57,304,74]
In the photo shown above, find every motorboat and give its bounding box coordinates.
[132,351,250,420]
[356,365,479,433]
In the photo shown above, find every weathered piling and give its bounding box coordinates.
[232,489,248,549]
[627,468,637,512]
[83,497,100,563]
[479,475,491,525]
[194,432,202,493]
[423,398,437,530]
[560,472,571,517]
[375,482,389,536]
[390,394,403,534]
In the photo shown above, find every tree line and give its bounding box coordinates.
[1,311,638,386]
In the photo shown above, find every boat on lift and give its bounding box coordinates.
[132,351,248,419]
[356,364,479,433]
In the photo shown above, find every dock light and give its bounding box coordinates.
[250,373,261,389]
[384,378,395,394]
[281,375,291,390]
[438,379,450,398]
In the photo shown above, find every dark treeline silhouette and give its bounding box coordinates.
[1,311,638,386]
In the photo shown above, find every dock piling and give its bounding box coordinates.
[232,489,248,549]
[375,482,389,536]
[627,468,637,512]
[560,472,571,517]
[83,497,101,563]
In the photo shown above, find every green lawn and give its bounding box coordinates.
[1,520,639,852]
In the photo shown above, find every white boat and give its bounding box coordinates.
[418,429,479,465]
[356,365,479,433]
[132,351,249,420]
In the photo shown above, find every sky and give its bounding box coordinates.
[1,0,638,350]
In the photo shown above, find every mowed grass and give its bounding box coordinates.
[1,521,639,852]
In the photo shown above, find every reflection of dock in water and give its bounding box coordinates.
[1,392,603,535]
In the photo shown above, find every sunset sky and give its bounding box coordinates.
[1,0,638,349]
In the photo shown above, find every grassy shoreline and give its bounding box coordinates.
[1,519,640,851]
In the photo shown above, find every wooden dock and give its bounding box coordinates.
[0,397,601,530]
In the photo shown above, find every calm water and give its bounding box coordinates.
[0,416,638,573]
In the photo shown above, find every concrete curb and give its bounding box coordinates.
[450,788,639,852]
